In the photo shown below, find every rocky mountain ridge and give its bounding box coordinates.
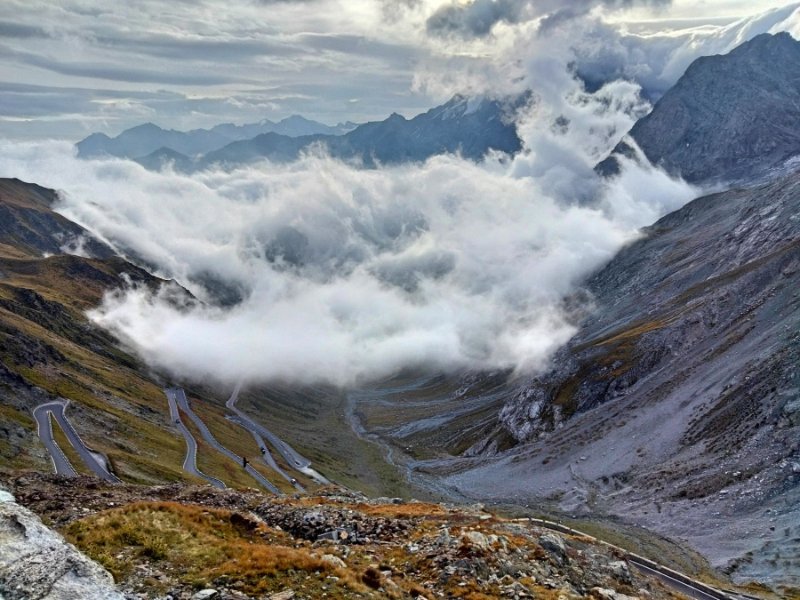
[441,163,800,592]
[76,116,356,161]
[597,32,800,184]
[78,94,526,172]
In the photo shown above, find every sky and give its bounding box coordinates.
[0,0,796,140]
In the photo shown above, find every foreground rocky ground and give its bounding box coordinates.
[1,473,699,600]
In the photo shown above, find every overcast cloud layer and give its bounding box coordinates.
[1,1,798,139]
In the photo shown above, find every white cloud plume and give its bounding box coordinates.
[414,3,800,103]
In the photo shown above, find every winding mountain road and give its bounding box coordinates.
[225,382,329,485]
[165,389,226,489]
[33,400,120,483]
[230,417,305,492]
[169,388,280,494]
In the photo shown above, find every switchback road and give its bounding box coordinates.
[170,388,280,494]
[33,400,120,483]
[226,382,328,485]
[165,388,226,489]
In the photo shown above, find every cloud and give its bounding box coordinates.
[0,43,250,86]
[7,1,796,388]
[0,0,433,138]
[0,20,48,39]
[0,56,697,387]
[415,2,800,105]
[2,1,797,140]
[570,2,800,98]
[425,0,672,39]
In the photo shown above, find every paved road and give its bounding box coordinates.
[171,388,280,494]
[523,518,736,600]
[164,389,226,489]
[629,558,733,600]
[227,416,305,492]
[225,383,329,485]
[33,400,120,483]
[33,402,77,477]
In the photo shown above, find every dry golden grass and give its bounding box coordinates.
[64,501,366,596]
[354,501,449,519]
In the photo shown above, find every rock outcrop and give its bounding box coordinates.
[0,476,704,600]
[0,487,123,600]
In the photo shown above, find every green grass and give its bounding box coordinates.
[181,396,298,494]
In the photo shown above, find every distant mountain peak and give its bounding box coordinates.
[128,122,163,132]
[76,115,350,160]
[280,115,313,123]
[79,93,524,170]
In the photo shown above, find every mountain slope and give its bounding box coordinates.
[323,94,526,167]
[3,476,704,600]
[198,131,327,167]
[0,178,115,259]
[597,32,800,184]
[0,178,202,482]
[0,178,418,497]
[0,179,288,488]
[443,171,800,589]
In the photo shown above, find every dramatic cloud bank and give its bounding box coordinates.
[425,0,672,39]
[0,73,695,386]
[414,2,800,101]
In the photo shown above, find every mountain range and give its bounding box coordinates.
[343,32,800,594]
[76,115,358,161]
[77,94,527,171]
[2,30,800,600]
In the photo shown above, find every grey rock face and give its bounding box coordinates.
[538,533,567,562]
[0,489,123,600]
[501,169,800,446]
[598,33,800,184]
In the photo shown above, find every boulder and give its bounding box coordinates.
[0,488,123,600]
[538,533,567,561]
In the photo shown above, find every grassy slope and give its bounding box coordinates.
[234,384,420,498]
[0,181,411,494]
